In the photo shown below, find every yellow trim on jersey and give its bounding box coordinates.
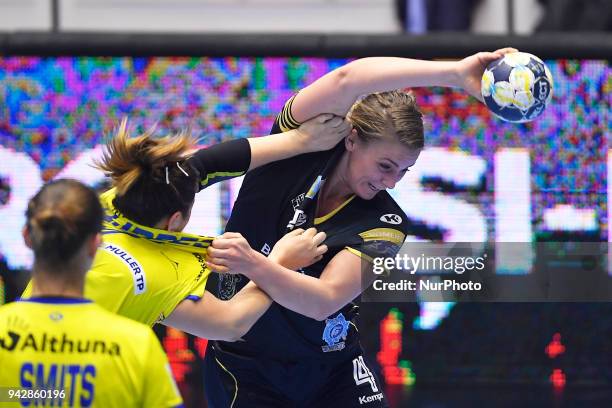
[345,246,373,263]
[346,247,394,277]
[101,189,212,254]
[314,195,356,225]
[359,228,406,245]
[215,357,238,408]
[277,94,301,132]
[200,171,245,189]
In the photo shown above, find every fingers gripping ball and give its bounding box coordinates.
[481,52,553,123]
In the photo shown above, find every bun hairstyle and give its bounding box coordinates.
[26,179,103,264]
[94,119,200,227]
[348,90,424,150]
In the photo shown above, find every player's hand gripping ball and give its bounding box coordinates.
[481,52,553,123]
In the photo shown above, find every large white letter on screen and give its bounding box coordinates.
[0,147,42,268]
[389,147,487,243]
[494,148,533,274]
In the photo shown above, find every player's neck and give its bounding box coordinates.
[318,153,353,214]
[30,264,85,299]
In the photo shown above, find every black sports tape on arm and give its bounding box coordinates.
[188,138,251,190]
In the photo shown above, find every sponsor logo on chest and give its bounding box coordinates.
[380,213,402,225]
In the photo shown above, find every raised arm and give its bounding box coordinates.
[189,114,349,190]
[247,114,349,170]
[290,48,518,121]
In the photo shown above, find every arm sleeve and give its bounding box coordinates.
[141,330,184,408]
[184,271,210,302]
[188,138,251,191]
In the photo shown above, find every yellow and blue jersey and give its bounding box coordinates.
[23,139,253,326]
[23,189,212,327]
[0,297,182,407]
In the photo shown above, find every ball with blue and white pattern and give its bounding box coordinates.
[481,52,553,123]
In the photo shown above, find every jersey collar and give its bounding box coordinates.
[17,296,93,304]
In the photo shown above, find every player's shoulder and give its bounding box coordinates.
[0,301,22,318]
[357,191,409,235]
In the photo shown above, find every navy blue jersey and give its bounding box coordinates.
[214,97,409,362]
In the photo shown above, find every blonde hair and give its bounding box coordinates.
[94,119,200,226]
[348,90,424,150]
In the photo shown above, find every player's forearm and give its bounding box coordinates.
[246,254,338,321]
[341,57,460,99]
[226,282,273,336]
[165,288,270,341]
[246,129,306,171]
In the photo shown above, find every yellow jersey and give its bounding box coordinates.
[23,189,213,326]
[0,297,183,407]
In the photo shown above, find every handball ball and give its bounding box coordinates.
[481,52,553,123]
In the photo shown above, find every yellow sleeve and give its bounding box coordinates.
[141,330,183,408]
[185,271,209,301]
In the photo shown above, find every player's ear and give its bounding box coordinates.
[22,226,32,249]
[167,211,185,232]
[87,233,102,257]
[345,129,358,152]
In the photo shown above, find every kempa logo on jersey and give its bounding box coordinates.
[102,243,146,295]
[379,214,402,225]
[358,393,384,405]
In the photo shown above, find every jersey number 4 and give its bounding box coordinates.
[352,356,379,393]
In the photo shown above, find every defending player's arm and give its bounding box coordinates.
[288,48,519,122]
[208,230,402,321]
[189,114,349,189]
[163,285,271,341]
[163,228,328,340]
[208,243,360,321]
